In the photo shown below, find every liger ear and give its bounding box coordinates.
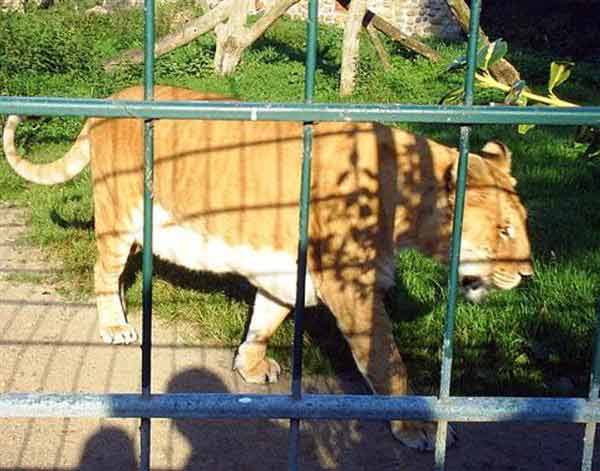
[480,140,512,174]
[446,153,495,191]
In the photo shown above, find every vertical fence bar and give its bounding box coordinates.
[581,299,600,470]
[434,0,482,469]
[288,0,318,469]
[140,0,155,468]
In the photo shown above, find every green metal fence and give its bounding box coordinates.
[1,0,600,470]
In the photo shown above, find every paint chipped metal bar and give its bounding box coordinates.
[435,0,481,469]
[140,0,155,467]
[581,299,600,470]
[289,0,319,469]
[1,97,599,126]
[1,393,600,422]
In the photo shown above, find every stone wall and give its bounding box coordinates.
[202,0,460,38]
[0,0,22,10]
[1,0,52,11]
[256,0,461,38]
[1,0,461,39]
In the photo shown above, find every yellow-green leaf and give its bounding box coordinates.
[439,87,465,105]
[548,61,574,94]
[518,123,535,135]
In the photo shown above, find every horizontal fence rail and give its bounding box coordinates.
[2,393,600,423]
[0,97,599,125]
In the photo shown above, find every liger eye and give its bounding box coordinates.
[499,224,515,239]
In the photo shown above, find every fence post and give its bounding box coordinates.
[581,299,600,470]
[140,0,155,467]
[289,0,318,469]
[434,0,481,469]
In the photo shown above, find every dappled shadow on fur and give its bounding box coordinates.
[99,120,457,407]
[303,124,446,407]
[118,252,432,382]
[59,95,528,420]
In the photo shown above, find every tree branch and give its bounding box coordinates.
[103,0,234,72]
[337,0,441,62]
[240,0,301,46]
[366,24,390,70]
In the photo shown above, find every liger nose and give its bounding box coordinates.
[519,260,534,279]
[519,272,534,283]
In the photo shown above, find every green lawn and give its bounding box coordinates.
[1,2,599,396]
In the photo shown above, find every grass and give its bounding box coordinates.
[1,2,600,396]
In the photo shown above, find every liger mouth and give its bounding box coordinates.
[459,271,532,303]
[459,276,490,303]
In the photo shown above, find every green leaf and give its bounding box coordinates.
[548,61,574,94]
[516,93,528,107]
[506,81,530,136]
[582,143,600,160]
[504,80,528,105]
[576,126,600,160]
[446,39,507,73]
[575,125,599,144]
[478,39,508,71]
[514,353,530,366]
[439,87,465,105]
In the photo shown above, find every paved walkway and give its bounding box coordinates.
[0,202,596,470]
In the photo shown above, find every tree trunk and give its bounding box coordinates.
[340,0,367,96]
[445,0,520,85]
[214,0,248,75]
[336,0,440,62]
[215,0,301,75]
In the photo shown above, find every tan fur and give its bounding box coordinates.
[3,85,533,450]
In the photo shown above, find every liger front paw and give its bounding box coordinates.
[390,420,456,452]
[100,324,138,344]
[233,353,281,384]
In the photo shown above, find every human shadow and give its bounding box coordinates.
[167,367,293,470]
[78,425,137,471]
[73,367,436,470]
[65,376,600,471]
[165,367,426,471]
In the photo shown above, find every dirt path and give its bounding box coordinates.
[0,202,596,470]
